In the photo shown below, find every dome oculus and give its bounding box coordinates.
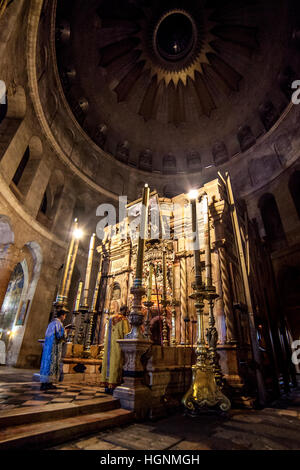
[155,12,196,62]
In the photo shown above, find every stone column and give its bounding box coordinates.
[0,244,20,311]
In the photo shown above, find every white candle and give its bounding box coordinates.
[83,233,96,307]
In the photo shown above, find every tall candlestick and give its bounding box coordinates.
[203,195,212,288]
[82,233,96,307]
[172,261,176,298]
[83,255,103,355]
[135,184,150,286]
[57,218,77,303]
[147,263,153,302]
[91,255,103,312]
[127,184,151,340]
[74,280,83,312]
[190,197,202,289]
[182,190,230,415]
[161,246,169,346]
[64,237,79,301]
[162,248,167,302]
[170,261,178,346]
[67,280,83,344]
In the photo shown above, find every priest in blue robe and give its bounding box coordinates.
[39,309,70,391]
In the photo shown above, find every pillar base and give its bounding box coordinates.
[114,338,151,420]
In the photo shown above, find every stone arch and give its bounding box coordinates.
[6,241,43,365]
[0,215,17,313]
[0,261,27,331]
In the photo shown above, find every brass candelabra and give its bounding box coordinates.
[182,191,230,414]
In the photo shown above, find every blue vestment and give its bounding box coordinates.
[40,318,65,383]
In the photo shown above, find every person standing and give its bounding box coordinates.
[100,305,129,394]
[39,310,71,391]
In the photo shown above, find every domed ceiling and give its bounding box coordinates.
[54,0,296,176]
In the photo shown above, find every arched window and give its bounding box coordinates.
[12,146,30,187]
[0,263,25,333]
[258,193,286,249]
[288,171,300,220]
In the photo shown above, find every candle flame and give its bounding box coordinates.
[73,228,83,239]
[188,189,198,200]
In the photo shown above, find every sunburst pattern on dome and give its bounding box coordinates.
[96,0,259,123]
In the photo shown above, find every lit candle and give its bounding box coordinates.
[147,263,153,301]
[162,248,167,302]
[83,233,96,307]
[162,246,169,346]
[74,281,83,311]
[135,184,150,286]
[58,218,77,302]
[203,195,212,288]
[91,255,103,312]
[190,194,202,288]
[172,259,176,298]
[64,236,80,301]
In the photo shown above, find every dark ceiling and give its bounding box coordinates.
[54,0,299,175]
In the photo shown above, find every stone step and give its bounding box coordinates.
[0,408,134,450]
[0,396,119,427]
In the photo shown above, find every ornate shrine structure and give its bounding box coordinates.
[60,175,293,417]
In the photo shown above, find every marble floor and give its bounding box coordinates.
[1,366,300,451]
[53,390,300,450]
[0,366,106,412]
